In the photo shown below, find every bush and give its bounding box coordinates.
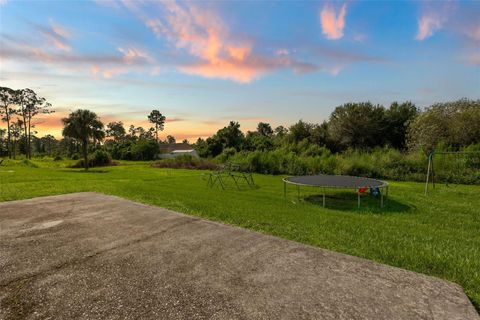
[20,159,39,168]
[130,140,159,160]
[212,146,479,184]
[71,150,113,168]
[71,153,80,160]
[152,155,217,170]
[53,155,63,161]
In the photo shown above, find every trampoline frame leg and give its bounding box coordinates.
[357,192,360,209]
[322,188,326,208]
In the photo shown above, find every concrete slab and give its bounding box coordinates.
[0,192,478,320]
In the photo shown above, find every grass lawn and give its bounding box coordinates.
[1,158,479,311]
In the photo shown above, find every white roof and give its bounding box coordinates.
[171,149,196,153]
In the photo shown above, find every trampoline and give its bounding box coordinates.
[283,175,389,208]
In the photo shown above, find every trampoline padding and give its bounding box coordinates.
[284,175,386,188]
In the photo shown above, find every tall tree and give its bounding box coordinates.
[385,102,418,149]
[274,125,288,137]
[147,110,166,143]
[62,109,105,170]
[407,99,480,152]
[0,87,16,158]
[257,122,273,137]
[40,134,57,156]
[216,121,244,151]
[329,102,386,149]
[166,135,176,144]
[15,88,53,158]
[0,128,6,156]
[9,119,23,159]
[106,121,126,142]
[288,120,313,144]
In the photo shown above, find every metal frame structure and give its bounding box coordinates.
[424,151,480,195]
[283,175,389,208]
[206,163,255,190]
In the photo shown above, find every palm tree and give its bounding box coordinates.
[62,109,104,170]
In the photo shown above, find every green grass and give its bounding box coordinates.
[1,158,479,311]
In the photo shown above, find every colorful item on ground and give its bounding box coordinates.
[358,187,367,193]
[370,187,381,196]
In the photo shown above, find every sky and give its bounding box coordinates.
[0,0,479,141]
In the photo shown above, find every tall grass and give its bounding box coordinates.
[222,146,480,184]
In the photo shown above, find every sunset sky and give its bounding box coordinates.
[1,0,479,141]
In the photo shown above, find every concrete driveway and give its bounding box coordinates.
[0,193,478,320]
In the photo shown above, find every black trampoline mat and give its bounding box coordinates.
[284,175,386,188]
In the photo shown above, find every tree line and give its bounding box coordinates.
[0,87,53,159]
[195,99,480,158]
[1,86,179,169]
[2,85,479,171]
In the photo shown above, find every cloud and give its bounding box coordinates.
[139,1,264,82]
[415,2,469,41]
[0,31,158,79]
[416,14,444,40]
[35,20,72,51]
[465,52,480,65]
[121,1,320,83]
[0,0,8,6]
[310,44,387,63]
[415,3,480,66]
[275,48,290,56]
[320,3,347,40]
[91,47,155,78]
[118,47,151,65]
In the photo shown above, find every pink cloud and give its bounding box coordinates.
[122,1,314,83]
[118,47,151,65]
[320,3,347,40]
[416,14,444,40]
[146,1,262,83]
[36,20,72,51]
[179,60,262,83]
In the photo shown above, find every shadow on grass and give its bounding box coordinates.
[59,169,111,174]
[303,192,413,213]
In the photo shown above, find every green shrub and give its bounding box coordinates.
[152,155,217,170]
[20,159,39,168]
[71,150,113,168]
[208,145,480,184]
[53,155,63,161]
[130,140,159,160]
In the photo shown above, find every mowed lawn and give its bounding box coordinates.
[1,159,479,310]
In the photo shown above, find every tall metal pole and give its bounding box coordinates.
[431,154,435,189]
[425,153,432,195]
